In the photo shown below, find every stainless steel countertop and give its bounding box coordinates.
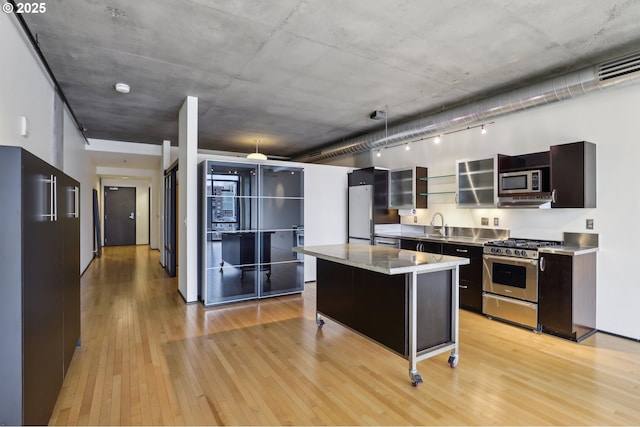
[374,232,492,247]
[376,232,599,254]
[538,246,599,256]
[293,244,469,275]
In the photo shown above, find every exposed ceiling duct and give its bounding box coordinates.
[294,50,640,163]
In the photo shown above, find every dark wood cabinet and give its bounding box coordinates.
[0,147,80,426]
[316,259,451,356]
[348,167,375,186]
[401,238,442,254]
[498,151,550,172]
[538,252,597,341]
[550,141,596,208]
[443,243,483,313]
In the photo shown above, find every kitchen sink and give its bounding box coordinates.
[425,234,447,239]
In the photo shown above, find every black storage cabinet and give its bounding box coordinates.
[442,243,483,313]
[0,146,80,426]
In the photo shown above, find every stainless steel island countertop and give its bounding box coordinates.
[293,243,469,275]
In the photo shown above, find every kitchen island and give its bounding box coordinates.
[294,243,469,386]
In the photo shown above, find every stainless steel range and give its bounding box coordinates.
[482,238,561,329]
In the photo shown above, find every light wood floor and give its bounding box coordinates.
[50,245,640,425]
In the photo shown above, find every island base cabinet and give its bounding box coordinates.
[316,259,451,356]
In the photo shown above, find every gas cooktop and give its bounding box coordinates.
[483,238,562,259]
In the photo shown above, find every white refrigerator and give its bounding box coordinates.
[348,185,373,245]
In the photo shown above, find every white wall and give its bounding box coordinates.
[332,83,640,340]
[62,107,98,272]
[1,11,98,273]
[0,11,54,162]
[302,162,351,280]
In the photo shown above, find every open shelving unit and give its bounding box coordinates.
[419,173,457,196]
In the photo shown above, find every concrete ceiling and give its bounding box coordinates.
[20,0,640,160]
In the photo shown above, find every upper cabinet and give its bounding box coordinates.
[456,157,498,208]
[388,167,428,209]
[496,141,596,209]
[550,141,596,208]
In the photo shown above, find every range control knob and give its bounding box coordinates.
[520,250,527,258]
[514,250,520,256]
[505,249,512,255]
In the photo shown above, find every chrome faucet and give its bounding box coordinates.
[430,212,446,236]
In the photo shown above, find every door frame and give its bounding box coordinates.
[103,186,137,246]
[164,162,178,277]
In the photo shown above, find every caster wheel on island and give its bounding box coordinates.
[448,354,459,368]
[409,373,423,387]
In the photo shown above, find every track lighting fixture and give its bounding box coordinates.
[370,119,493,156]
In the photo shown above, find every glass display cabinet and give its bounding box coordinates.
[200,160,304,306]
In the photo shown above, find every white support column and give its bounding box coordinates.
[178,97,198,303]
[162,139,171,170]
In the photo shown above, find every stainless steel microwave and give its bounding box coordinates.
[498,169,542,194]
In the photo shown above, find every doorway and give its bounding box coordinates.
[164,165,178,277]
[104,186,136,246]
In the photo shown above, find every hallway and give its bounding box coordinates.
[50,246,640,425]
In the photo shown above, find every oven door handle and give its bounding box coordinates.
[483,254,538,267]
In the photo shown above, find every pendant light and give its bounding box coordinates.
[247,139,267,160]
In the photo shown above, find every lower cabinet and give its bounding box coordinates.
[442,243,483,313]
[316,259,451,356]
[538,252,596,341]
[400,238,442,254]
[401,239,483,313]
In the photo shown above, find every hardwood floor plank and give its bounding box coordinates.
[49,245,640,425]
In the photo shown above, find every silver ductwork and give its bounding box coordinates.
[294,50,640,163]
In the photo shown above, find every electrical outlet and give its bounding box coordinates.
[481,217,489,226]
[586,219,594,230]
[413,216,418,223]
[493,217,499,226]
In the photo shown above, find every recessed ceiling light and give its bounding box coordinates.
[115,82,130,94]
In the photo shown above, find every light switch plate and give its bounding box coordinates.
[481,217,489,226]
[493,217,499,226]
